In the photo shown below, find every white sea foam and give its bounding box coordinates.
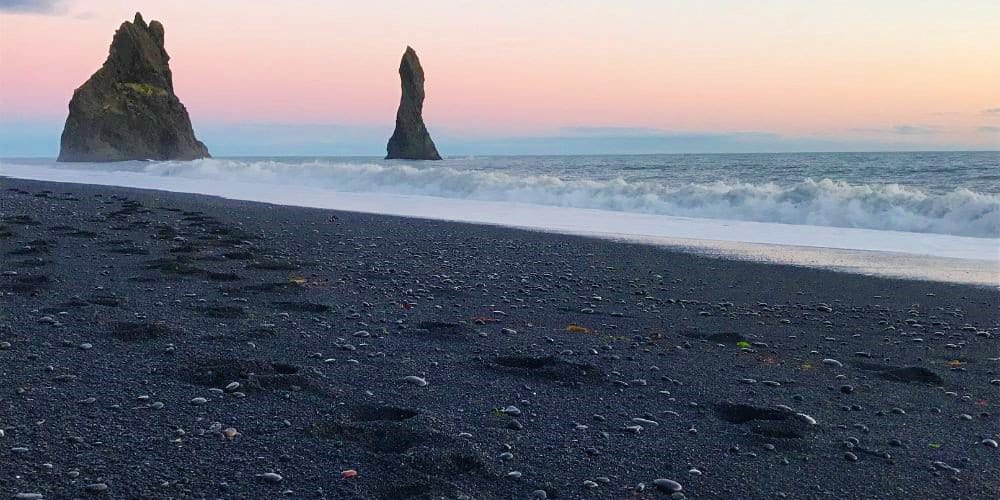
[126,159,1000,238]
[1,158,997,285]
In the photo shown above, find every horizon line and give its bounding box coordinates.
[2,149,998,160]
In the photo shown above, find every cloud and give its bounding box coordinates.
[892,125,939,135]
[559,126,669,137]
[556,126,784,142]
[0,0,65,14]
[977,126,1000,133]
[985,108,1000,114]
[847,125,942,136]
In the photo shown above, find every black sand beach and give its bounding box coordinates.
[1,177,998,499]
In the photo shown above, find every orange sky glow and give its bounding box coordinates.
[1,0,998,153]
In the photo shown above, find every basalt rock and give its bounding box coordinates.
[385,46,441,160]
[58,12,210,162]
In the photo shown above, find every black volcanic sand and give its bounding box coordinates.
[1,177,998,500]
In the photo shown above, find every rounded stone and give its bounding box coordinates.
[653,478,683,493]
[257,472,282,483]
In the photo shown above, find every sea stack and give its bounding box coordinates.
[385,46,442,160]
[58,12,209,162]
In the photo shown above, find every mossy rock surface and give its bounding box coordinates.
[58,12,209,162]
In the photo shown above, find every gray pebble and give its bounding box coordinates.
[502,405,521,416]
[653,478,683,493]
[257,472,283,483]
[84,483,108,493]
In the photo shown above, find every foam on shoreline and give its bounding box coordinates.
[2,160,997,286]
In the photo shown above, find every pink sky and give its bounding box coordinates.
[1,0,999,151]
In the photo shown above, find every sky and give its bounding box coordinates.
[0,0,998,156]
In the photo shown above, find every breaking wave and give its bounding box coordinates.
[134,159,1000,238]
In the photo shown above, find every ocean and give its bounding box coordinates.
[2,151,998,285]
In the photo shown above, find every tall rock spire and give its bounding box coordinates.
[385,46,442,160]
[58,12,210,162]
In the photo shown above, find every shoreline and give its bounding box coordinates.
[2,177,998,499]
[2,169,997,287]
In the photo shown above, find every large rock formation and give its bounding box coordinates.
[385,47,441,160]
[58,13,209,162]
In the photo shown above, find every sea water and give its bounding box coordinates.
[2,152,998,285]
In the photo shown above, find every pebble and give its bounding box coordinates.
[502,405,522,416]
[632,418,659,426]
[795,413,817,425]
[403,376,428,387]
[822,358,843,367]
[932,461,961,474]
[844,452,858,462]
[257,472,283,483]
[982,439,998,448]
[79,343,93,350]
[83,483,108,493]
[190,397,208,405]
[653,478,683,493]
[14,494,44,500]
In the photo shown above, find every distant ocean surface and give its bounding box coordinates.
[2,152,998,284]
